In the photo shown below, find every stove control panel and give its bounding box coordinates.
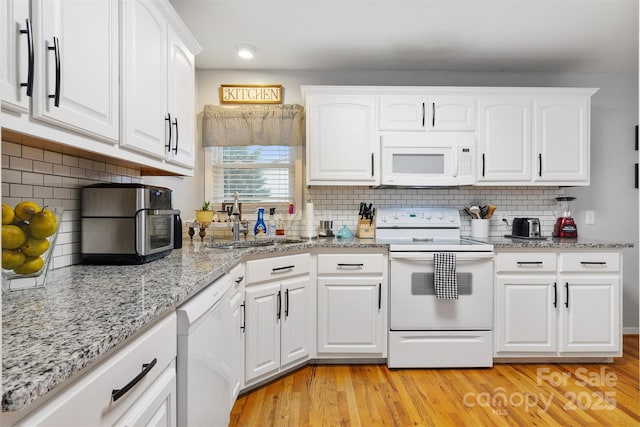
[376,208,461,228]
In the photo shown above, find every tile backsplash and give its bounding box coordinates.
[2,140,142,269]
[295,186,567,238]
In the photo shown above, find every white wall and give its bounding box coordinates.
[148,68,639,329]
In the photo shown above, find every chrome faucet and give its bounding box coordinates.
[231,192,241,242]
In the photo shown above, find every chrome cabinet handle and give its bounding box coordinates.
[481,154,485,177]
[371,153,374,177]
[240,302,245,332]
[564,283,569,308]
[19,19,34,96]
[580,261,607,265]
[421,102,425,127]
[112,358,157,402]
[553,282,557,308]
[235,275,244,284]
[517,261,543,265]
[432,102,435,127]
[47,37,61,107]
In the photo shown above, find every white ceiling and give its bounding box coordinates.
[169,0,638,73]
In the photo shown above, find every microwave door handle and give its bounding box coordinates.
[452,149,458,177]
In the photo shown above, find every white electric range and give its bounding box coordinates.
[376,208,495,368]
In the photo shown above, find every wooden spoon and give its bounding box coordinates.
[486,204,496,219]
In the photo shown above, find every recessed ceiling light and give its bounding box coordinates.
[236,44,257,59]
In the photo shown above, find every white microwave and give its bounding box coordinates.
[380,133,476,186]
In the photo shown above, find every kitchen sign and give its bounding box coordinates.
[219,84,283,104]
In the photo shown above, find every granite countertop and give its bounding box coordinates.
[468,235,634,249]
[1,237,384,413]
[2,235,632,413]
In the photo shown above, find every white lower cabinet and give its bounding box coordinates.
[229,263,246,405]
[244,253,313,384]
[316,251,387,357]
[18,313,177,426]
[495,250,622,358]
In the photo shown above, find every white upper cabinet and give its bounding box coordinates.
[166,26,195,168]
[379,96,426,131]
[31,0,119,142]
[477,96,532,183]
[121,0,168,158]
[533,96,589,184]
[1,0,31,113]
[378,95,475,131]
[427,95,476,131]
[305,93,378,185]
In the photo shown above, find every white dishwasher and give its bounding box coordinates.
[177,273,233,427]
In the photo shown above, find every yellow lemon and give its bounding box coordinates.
[13,256,44,274]
[2,225,27,249]
[2,249,25,270]
[28,210,57,239]
[14,201,41,222]
[2,204,15,225]
[20,237,50,257]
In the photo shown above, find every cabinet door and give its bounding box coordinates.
[495,277,557,353]
[281,275,313,367]
[534,96,589,184]
[317,277,384,354]
[245,282,281,382]
[379,96,426,131]
[229,288,244,404]
[306,95,378,185]
[1,0,30,113]
[428,95,476,131]
[166,26,195,168]
[477,96,532,183]
[31,0,119,142]
[121,0,168,158]
[559,278,620,354]
[114,363,177,427]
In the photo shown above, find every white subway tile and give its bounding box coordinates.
[62,154,79,167]
[44,150,63,164]
[10,184,33,198]
[10,157,33,171]
[2,169,21,183]
[22,172,44,186]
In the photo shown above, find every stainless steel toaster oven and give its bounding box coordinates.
[81,184,180,264]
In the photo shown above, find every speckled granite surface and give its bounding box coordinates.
[466,235,634,249]
[2,235,631,413]
[2,238,386,412]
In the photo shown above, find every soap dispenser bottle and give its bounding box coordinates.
[267,208,277,237]
[254,207,267,236]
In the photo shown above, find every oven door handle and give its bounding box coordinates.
[146,209,181,216]
[390,253,495,262]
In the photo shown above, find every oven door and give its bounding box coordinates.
[389,251,494,330]
[137,209,179,256]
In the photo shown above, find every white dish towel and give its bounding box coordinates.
[434,252,458,300]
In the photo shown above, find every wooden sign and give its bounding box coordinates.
[219,84,283,104]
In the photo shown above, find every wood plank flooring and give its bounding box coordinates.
[230,335,639,426]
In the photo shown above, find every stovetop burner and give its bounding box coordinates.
[375,208,493,252]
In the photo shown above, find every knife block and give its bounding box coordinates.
[356,219,375,239]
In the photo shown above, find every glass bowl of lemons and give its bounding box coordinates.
[2,202,63,291]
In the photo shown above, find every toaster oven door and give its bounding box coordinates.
[137,209,179,255]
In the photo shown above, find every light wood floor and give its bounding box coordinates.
[230,335,639,426]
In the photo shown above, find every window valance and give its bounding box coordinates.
[202,104,305,146]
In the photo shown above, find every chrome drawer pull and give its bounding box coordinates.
[112,358,157,402]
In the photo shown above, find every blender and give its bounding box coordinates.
[553,196,578,238]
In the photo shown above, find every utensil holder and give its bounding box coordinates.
[471,218,489,238]
[356,219,375,239]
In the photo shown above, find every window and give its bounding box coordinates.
[205,145,301,211]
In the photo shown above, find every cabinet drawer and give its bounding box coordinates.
[559,252,620,273]
[246,253,311,284]
[21,313,177,426]
[496,252,556,273]
[318,253,384,274]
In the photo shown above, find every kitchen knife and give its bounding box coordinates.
[359,202,365,219]
[370,208,376,225]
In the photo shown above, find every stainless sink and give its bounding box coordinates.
[206,238,305,250]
